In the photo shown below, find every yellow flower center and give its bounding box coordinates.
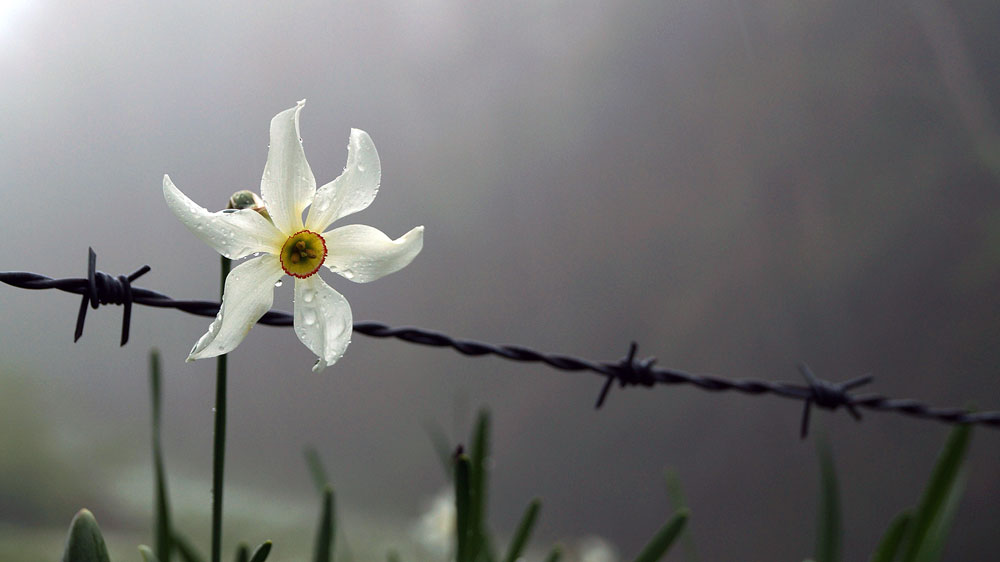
[279,230,327,278]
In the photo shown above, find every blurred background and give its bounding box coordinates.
[1,0,999,559]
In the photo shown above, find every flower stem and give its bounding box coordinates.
[211,256,231,562]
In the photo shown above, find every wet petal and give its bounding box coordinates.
[305,128,381,233]
[293,276,353,372]
[261,100,316,234]
[163,175,284,258]
[188,255,284,360]
[323,225,424,283]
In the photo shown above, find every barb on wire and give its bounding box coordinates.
[1,248,998,437]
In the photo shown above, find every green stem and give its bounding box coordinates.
[211,256,231,562]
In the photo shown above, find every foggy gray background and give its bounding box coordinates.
[1,0,999,560]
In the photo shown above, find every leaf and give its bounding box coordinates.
[914,468,967,562]
[149,350,173,562]
[632,509,689,562]
[870,511,910,562]
[664,469,699,562]
[455,454,473,562]
[502,499,541,562]
[424,419,455,480]
[248,541,273,562]
[313,485,336,562]
[234,543,249,562]
[815,437,842,562]
[899,424,972,562]
[304,447,330,493]
[174,532,207,562]
[543,545,564,562]
[469,410,491,561]
[61,509,111,562]
[139,545,160,562]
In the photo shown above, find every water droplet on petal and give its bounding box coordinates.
[357,164,366,172]
[303,309,317,325]
[303,290,314,303]
[274,280,283,287]
[342,269,355,280]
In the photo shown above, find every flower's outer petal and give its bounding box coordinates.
[261,100,316,234]
[188,255,284,361]
[293,276,352,372]
[322,224,424,283]
[304,128,381,233]
[163,175,284,258]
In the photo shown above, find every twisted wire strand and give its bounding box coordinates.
[2,248,998,436]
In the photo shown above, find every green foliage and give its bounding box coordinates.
[60,509,110,562]
[150,350,174,562]
[313,486,335,562]
[543,545,564,562]
[247,541,272,562]
[631,509,689,562]
[173,532,205,562]
[48,351,981,562]
[664,470,699,562]
[304,447,331,494]
[502,498,541,562]
[139,544,160,562]
[895,424,972,562]
[815,437,841,562]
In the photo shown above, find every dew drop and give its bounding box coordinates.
[274,280,283,287]
[342,269,355,280]
[303,309,317,325]
[357,164,366,172]
[302,290,314,303]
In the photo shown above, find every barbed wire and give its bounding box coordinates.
[2,248,997,437]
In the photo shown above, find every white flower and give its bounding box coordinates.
[163,100,424,371]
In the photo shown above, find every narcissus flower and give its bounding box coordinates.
[163,100,424,371]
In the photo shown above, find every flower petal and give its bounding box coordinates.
[322,224,424,283]
[188,255,284,360]
[163,175,284,259]
[304,128,381,233]
[293,276,352,372]
[261,100,316,234]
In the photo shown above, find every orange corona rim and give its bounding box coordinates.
[279,230,328,278]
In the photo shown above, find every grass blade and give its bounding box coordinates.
[61,509,111,562]
[870,511,910,562]
[502,499,541,562]
[664,470,699,562]
[304,447,330,494]
[139,545,160,562]
[915,468,966,562]
[248,541,272,562]
[174,532,206,562]
[149,350,173,562]
[632,509,689,562]
[469,410,491,561]
[313,485,335,562]
[815,437,841,562]
[899,424,972,562]
[543,545,564,562]
[455,454,472,562]
[424,420,455,480]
